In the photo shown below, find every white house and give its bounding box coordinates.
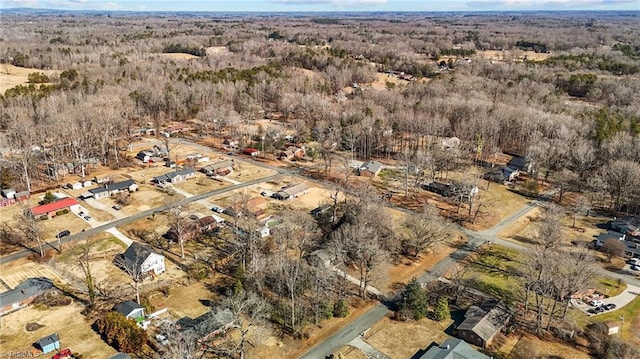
[119,242,165,277]
[114,300,145,320]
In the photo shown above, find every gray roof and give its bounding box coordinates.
[114,300,143,317]
[507,156,530,172]
[209,160,234,170]
[36,333,59,349]
[360,160,383,174]
[457,299,511,342]
[176,308,236,337]
[153,168,196,183]
[89,179,136,194]
[109,353,132,359]
[419,338,489,359]
[121,242,159,274]
[281,183,309,197]
[0,277,53,308]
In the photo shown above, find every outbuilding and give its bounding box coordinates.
[36,333,60,354]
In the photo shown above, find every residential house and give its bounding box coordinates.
[1,188,15,199]
[278,146,305,160]
[166,215,219,242]
[109,353,132,359]
[152,168,197,185]
[164,124,191,135]
[136,150,154,163]
[506,155,533,173]
[36,333,60,354]
[117,242,165,278]
[310,204,333,218]
[457,299,512,348]
[87,179,138,200]
[69,182,83,190]
[222,139,239,149]
[130,127,156,137]
[358,160,383,177]
[233,197,268,218]
[30,197,80,218]
[14,191,30,201]
[273,183,310,201]
[176,309,237,342]
[0,277,54,316]
[243,148,259,157]
[595,231,640,258]
[485,166,519,183]
[93,176,110,184]
[610,217,640,239]
[114,300,145,321]
[200,160,234,176]
[416,338,490,359]
[422,181,478,201]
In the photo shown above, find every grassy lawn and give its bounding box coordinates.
[467,245,522,305]
[591,295,640,347]
[594,277,627,298]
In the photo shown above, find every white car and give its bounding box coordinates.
[589,300,604,307]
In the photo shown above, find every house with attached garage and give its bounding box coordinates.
[86,179,138,200]
[272,183,310,201]
[0,277,55,316]
[152,168,196,185]
[116,242,165,278]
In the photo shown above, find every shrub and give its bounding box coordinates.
[95,312,147,353]
[40,216,49,221]
[62,209,69,214]
[333,299,349,318]
[432,297,450,321]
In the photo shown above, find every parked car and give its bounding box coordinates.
[112,205,122,210]
[628,258,639,265]
[78,211,85,216]
[588,306,605,314]
[52,348,72,359]
[631,265,640,271]
[155,333,169,346]
[603,303,617,310]
[211,205,224,213]
[56,230,71,239]
[588,300,604,307]
[83,215,92,221]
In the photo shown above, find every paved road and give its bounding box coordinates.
[0,174,280,265]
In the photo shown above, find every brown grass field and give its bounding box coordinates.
[0,64,58,93]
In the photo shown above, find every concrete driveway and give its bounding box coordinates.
[577,284,640,316]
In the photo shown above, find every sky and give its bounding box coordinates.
[0,0,638,12]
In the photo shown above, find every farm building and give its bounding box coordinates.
[117,242,165,278]
[0,277,55,316]
[358,160,383,177]
[200,160,234,176]
[152,168,196,185]
[36,333,60,354]
[273,183,310,200]
[86,179,138,200]
[30,197,79,218]
[1,188,16,199]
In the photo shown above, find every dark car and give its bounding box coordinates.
[112,205,122,210]
[588,306,605,315]
[56,230,71,238]
[603,303,617,310]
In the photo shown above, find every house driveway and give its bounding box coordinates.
[71,205,133,246]
[577,284,640,316]
[348,336,391,359]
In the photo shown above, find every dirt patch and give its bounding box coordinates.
[25,322,45,332]
[206,46,230,56]
[0,64,58,93]
[365,316,454,359]
[0,302,118,358]
[157,52,199,60]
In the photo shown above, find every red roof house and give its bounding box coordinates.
[31,198,79,218]
[243,148,259,157]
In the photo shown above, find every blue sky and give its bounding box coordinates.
[1,0,638,11]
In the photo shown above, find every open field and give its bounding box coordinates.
[476,49,552,62]
[157,52,199,60]
[465,245,522,304]
[592,295,640,348]
[0,64,58,93]
[173,173,229,195]
[495,332,590,359]
[206,46,231,56]
[148,280,214,319]
[364,316,454,359]
[0,302,117,358]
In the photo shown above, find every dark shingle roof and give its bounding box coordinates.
[109,353,132,359]
[89,179,136,194]
[114,300,143,317]
[457,299,511,342]
[177,308,235,337]
[153,168,195,183]
[121,242,158,274]
[419,338,489,359]
[0,277,53,308]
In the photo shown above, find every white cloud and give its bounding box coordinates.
[1,0,42,7]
